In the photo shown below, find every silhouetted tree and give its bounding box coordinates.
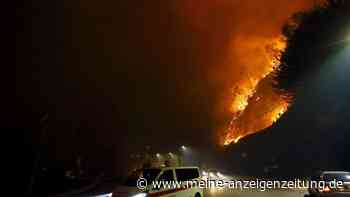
[278,0,350,90]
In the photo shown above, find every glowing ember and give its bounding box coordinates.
[224,135,243,145]
[230,89,251,112]
[271,103,288,123]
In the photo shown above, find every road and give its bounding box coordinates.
[203,175,308,197]
[70,174,310,197]
[204,188,307,197]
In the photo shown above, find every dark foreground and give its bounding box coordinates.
[204,188,307,197]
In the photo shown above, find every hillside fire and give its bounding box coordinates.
[222,36,292,146]
[176,0,318,146]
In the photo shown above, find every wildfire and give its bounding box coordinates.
[224,135,243,145]
[271,103,289,123]
[175,0,318,146]
[222,36,292,146]
[230,88,251,113]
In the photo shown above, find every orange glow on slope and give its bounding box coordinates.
[175,0,319,146]
[222,36,291,146]
[224,135,242,145]
[223,93,291,145]
[228,37,287,115]
[271,102,289,123]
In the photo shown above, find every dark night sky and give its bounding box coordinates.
[17,0,221,174]
[16,0,349,179]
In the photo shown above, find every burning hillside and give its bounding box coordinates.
[223,36,292,145]
[176,0,318,145]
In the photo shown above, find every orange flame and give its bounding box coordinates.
[222,36,291,146]
[175,0,318,146]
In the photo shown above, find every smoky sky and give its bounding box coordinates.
[60,0,316,147]
[17,0,350,175]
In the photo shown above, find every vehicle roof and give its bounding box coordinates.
[322,171,350,175]
[144,166,199,170]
